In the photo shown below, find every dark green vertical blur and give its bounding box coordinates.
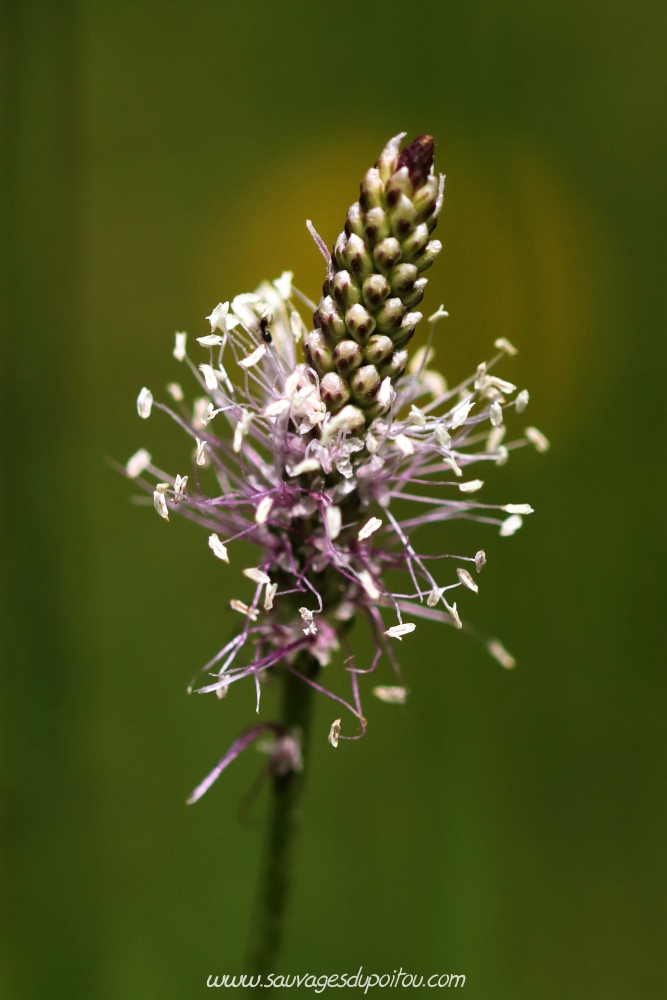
[1,1,666,998]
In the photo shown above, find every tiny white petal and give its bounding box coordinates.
[394,434,414,456]
[255,496,273,524]
[273,271,293,299]
[208,533,229,562]
[494,337,518,355]
[446,601,462,629]
[525,426,550,452]
[239,344,267,368]
[378,376,394,409]
[286,458,320,477]
[358,570,380,600]
[428,304,449,323]
[500,513,523,536]
[125,448,151,479]
[264,582,278,611]
[230,599,258,620]
[264,398,291,417]
[199,364,218,392]
[153,490,169,520]
[515,389,529,413]
[358,517,382,541]
[206,302,229,332]
[459,479,484,493]
[450,398,474,429]
[373,686,407,705]
[328,718,342,748]
[195,438,207,466]
[325,505,342,540]
[504,503,534,515]
[166,382,184,401]
[174,474,188,500]
[475,549,486,573]
[487,639,516,669]
[434,423,451,448]
[457,568,478,593]
[243,567,271,585]
[173,332,187,361]
[489,401,504,427]
[289,310,306,343]
[427,586,445,607]
[197,334,224,347]
[137,387,153,419]
[408,405,426,428]
[384,623,416,640]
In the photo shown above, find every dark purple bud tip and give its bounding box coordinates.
[397,135,435,190]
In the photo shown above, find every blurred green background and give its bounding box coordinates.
[1,0,665,997]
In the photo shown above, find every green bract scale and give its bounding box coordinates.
[305,133,443,427]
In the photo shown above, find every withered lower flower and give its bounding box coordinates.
[123,134,547,802]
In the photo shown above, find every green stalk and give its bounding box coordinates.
[247,651,320,981]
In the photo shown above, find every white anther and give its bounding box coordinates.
[450,398,474,429]
[233,410,253,453]
[394,434,414,456]
[358,570,380,600]
[328,718,342,748]
[457,568,478,593]
[264,582,278,611]
[459,479,484,493]
[255,496,273,524]
[409,405,426,428]
[489,401,504,427]
[173,332,187,361]
[274,271,293,299]
[434,423,451,448]
[378,376,395,410]
[475,550,486,573]
[358,517,382,541]
[494,337,518,355]
[208,534,229,562]
[515,389,529,413]
[125,448,151,479]
[229,599,258,620]
[373,686,407,704]
[199,364,218,392]
[195,438,207,466]
[500,514,523,536]
[504,504,534,515]
[427,586,445,607]
[474,362,487,390]
[384,623,416,640]
[487,639,516,669]
[325,505,342,540]
[137,387,153,419]
[174,474,188,501]
[525,426,550,452]
[243,567,271,586]
[166,382,184,402]
[153,491,169,520]
[239,344,267,368]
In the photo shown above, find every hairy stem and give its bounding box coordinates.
[247,651,320,980]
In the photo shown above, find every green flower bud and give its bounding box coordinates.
[359,167,384,211]
[345,201,365,239]
[378,347,408,379]
[350,364,381,405]
[321,403,365,442]
[375,296,406,334]
[320,371,351,412]
[401,222,430,261]
[362,273,391,311]
[385,167,412,208]
[363,207,391,245]
[388,193,418,238]
[345,234,374,279]
[414,239,442,272]
[400,277,427,310]
[333,339,364,374]
[412,174,439,219]
[345,303,376,342]
[317,295,347,343]
[364,334,395,366]
[389,262,418,294]
[305,330,335,374]
[391,311,423,348]
[332,270,361,309]
[333,233,347,270]
[373,237,402,274]
[376,132,405,184]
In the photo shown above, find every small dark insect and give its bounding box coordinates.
[260,317,272,343]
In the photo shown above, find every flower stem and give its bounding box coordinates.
[247,651,320,980]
